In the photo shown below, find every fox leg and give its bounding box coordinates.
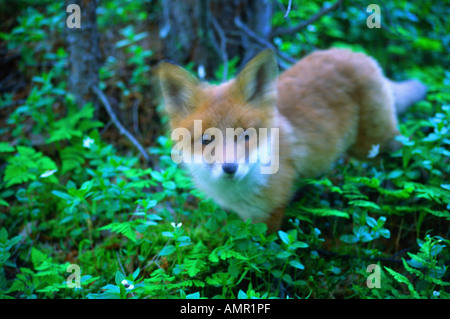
[348,73,402,160]
[264,206,286,234]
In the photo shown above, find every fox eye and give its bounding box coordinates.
[202,134,215,145]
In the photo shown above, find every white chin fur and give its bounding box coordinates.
[184,160,271,223]
[181,143,274,223]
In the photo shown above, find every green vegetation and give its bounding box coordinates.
[0,0,448,299]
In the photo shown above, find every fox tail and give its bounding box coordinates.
[389,79,428,115]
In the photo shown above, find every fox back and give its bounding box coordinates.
[159,48,427,233]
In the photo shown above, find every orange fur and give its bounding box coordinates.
[159,48,426,233]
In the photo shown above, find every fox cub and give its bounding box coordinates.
[159,48,427,233]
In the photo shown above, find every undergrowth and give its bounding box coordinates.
[0,0,449,299]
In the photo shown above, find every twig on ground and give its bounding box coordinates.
[92,86,150,163]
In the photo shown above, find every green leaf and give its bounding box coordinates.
[378,186,412,199]
[278,230,290,245]
[133,32,148,42]
[132,268,140,281]
[208,246,246,262]
[379,228,391,239]
[276,251,291,259]
[0,228,7,242]
[0,199,10,207]
[162,231,174,238]
[8,235,22,248]
[150,171,164,182]
[186,291,201,299]
[162,181,176,190]
[340,234,359,244]
[99,222,137,242]
[115,39,131,48]
[289,260,305,270]
[422,208,450,221]
[387,170,403,179]
[31,247,47,269]
[185,258,207,277]
[349,200,380,210]
[51,190,74,201]
[290,241,309,249]
[237,290,247,299]
[301,207,350,219]
[384,266,420,298]
[377,216,387,228]
[366,216,378,228]
[413,37,442,51]
[159,245,176,256]
[403,182,450,204]
[0,142,14,153]
[115,271,126,286]
[4,146,57,187]
[348,176,381,188]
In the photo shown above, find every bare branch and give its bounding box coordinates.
[234,16,296,68]
[271,0,343,38]
[211,15,229,82]
[92,86,150,163]
[132,99,141,137]
[284,0,292,19]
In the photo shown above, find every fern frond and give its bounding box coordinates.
[99,222,137,242]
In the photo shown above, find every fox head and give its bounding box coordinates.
[158,50,279,182]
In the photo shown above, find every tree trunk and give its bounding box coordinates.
[66,0,100,114]
[240,0,273,66]
[159,0,273,79]
[159,0,197,64]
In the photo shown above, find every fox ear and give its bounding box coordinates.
[158,62,201,117]
[235,50,278,107]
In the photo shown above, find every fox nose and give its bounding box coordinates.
[222,163,238,175]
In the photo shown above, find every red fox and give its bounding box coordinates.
[158,48,427,233]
